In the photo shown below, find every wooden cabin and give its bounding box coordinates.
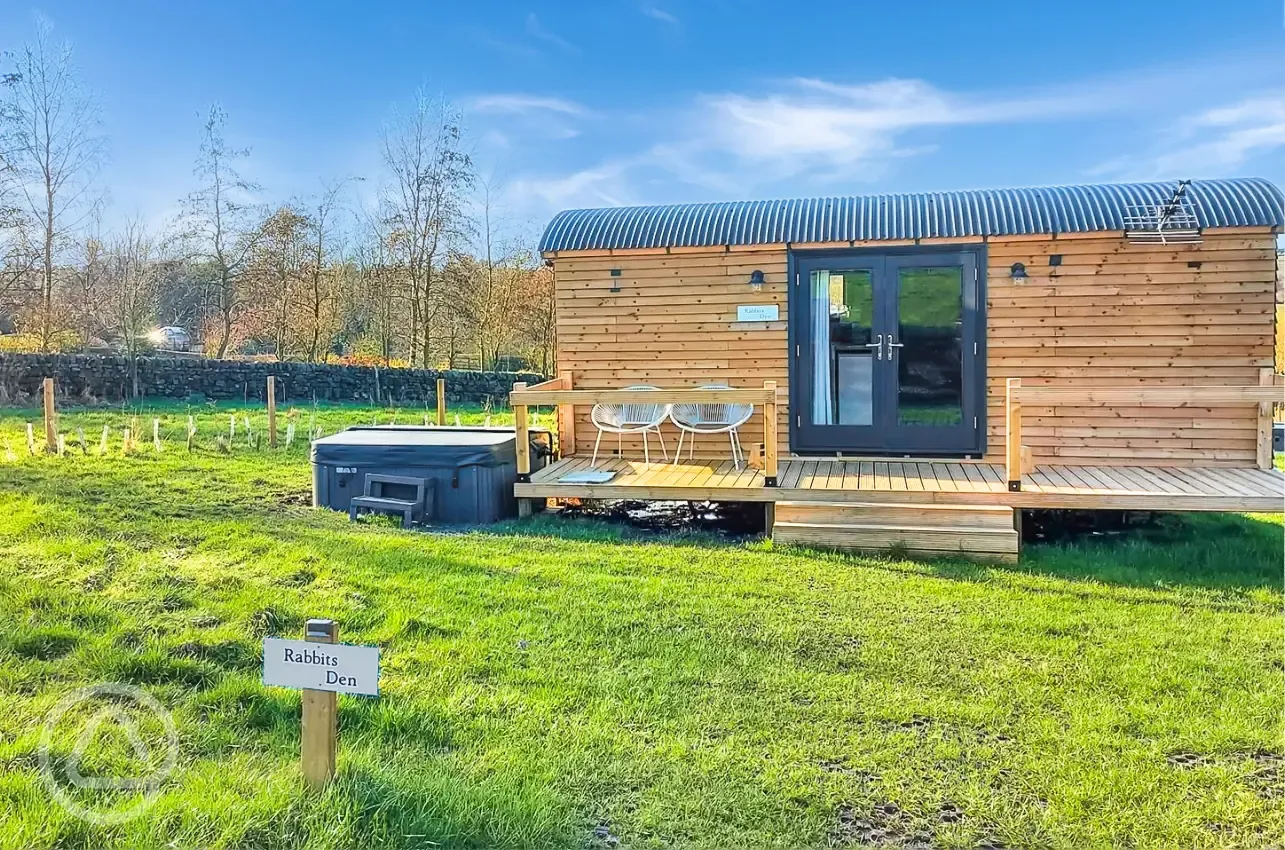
[512,178,1285,560]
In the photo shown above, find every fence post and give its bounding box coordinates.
[436,378,446,426]
[301,619,338,791]
[42,377,56,453]
[513,383,533,518]
[762,380,778,486]
[557,371,575,457]
[1005,378,1022,491]
[267,376,278,448]
[1257,367,1274,470]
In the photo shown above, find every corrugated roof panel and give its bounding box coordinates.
[539,178,1285,253]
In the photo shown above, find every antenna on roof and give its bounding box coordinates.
[1124,179,1201,244]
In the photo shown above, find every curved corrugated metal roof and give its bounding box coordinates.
[538,178,1284,253]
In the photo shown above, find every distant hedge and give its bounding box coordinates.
[0,354,544,406]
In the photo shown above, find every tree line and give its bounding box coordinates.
[0,20,555,373]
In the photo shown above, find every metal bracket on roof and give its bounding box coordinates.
[1124,180,1202,244]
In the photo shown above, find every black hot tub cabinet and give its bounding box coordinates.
[310,426,548,525]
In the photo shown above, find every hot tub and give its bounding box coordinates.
[310,426,549,525]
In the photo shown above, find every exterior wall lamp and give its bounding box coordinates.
[1009,262,1028,285]
[748,269,765,291]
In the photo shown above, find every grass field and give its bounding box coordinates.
[0,401,1281,849]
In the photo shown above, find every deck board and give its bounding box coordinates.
[518,454,1285,512]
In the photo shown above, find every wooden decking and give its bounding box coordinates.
[520,455,1285,513]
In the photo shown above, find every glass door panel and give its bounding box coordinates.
[806,268,880,428]
[895,266,964,427]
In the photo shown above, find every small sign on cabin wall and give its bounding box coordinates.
[263,637,380,696]
[736,304,779,322]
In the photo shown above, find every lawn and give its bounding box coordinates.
[0,401,1280,849]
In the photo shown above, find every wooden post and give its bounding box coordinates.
[152,418,162,452]
[42,378,56,453]
[762,380,778,486]
[435,378,446,426]
[1005,378,1022,491]
[1257,367,1275,470]
[557,371,575,457]
[301,619,338,791]
[98,424,109,455]
[187,416,196,452]
[513,383,533,518]
[26,423,34,455]
[267,376,278,449]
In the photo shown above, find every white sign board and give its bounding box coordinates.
[263,638,380,696]
[736,304,779,322]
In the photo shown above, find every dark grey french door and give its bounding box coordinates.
[791,248,984,456]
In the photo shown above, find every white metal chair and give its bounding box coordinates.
[589,385,671,467]
[669,384,754,469]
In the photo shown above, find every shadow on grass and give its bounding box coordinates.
[494,508,1284,596]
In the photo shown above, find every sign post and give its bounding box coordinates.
[263,619,380,791]
[300,619,336,790]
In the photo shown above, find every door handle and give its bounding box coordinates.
[886,338,905,358]
[874,333,884,360]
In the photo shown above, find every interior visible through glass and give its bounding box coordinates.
[810,269,873,426]
[896,267,963,426]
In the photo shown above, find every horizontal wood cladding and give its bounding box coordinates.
[985,231,1277,467]
[552,229,1278,467]
[556,249,790,458]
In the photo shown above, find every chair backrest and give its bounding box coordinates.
[673,384,753,427]
[596,385,667,427]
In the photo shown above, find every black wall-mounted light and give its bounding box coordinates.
[748,269,765,292]
[1009,262,1028,284]
[609,268,622,292]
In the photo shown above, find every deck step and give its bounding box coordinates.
[775,501,1016,529]
[771,501,1019,562]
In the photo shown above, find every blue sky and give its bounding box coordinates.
[2,1,1283,240]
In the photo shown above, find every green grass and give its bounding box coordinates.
[0,401,1280,849]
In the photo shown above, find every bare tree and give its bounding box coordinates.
[248,204,309,357]
[3,19,105,350]
[181,105,263,357]
[353,209,403,366]
[102,221,167,394]
[378,92,472,367]
[298,178,359,362]
[68,224,106,345]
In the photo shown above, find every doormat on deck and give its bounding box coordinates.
[560,469,619,484]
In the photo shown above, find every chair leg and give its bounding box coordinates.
[642,430,651,465]
[617,432,622,459]
[673,430,684,466]
[654,427,669,461]
[592,430,603,467]
[731,429,744,469]
[728,430,741,470]
[688,431,697,462]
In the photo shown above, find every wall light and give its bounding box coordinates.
[748,269,765,291]
[1009,262,1028,285]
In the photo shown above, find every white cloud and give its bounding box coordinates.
[508,76,1114,209]
[697,77,1103,178]
[1093,93,1285,179]
[641,5,679,25]
[525,12,579,54]
[468,94,586,116]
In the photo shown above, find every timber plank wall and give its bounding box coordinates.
[549,226,1277,467]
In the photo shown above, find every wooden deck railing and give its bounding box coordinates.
[510,378,781,504]
[1004,369,1285,489]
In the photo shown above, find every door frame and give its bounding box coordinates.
[786,243,989,458]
